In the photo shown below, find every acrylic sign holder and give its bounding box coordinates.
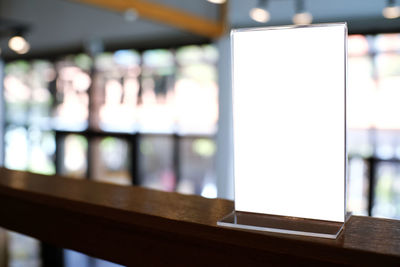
[218,23,349,239]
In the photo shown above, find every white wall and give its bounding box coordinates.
[216,34,234,200]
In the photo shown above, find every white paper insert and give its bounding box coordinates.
[232,24,346,222]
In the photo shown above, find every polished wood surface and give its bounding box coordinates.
[74,0,225,38]
[0,168,399,266]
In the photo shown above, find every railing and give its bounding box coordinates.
[0,168,399,266]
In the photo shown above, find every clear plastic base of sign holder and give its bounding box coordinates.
[217,211,352,239]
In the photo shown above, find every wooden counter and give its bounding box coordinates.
[0,168,399,266]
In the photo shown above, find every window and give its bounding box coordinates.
[3,45,218,189]
[348,33,400,219]
[2,44,218,267]
[54,54,91,131]
[3,59,56,267]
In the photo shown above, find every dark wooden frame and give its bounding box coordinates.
[0,168,399,266]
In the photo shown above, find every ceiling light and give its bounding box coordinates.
[250,0,270,23]
[123,8,138,22]
[383,0,400,19]
[207,0,226,4]
[8,35,30,54]
[293,0,313,25]
[293,12,313,25]
[15,42,30,55]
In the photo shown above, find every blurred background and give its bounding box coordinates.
[0,0,400,266]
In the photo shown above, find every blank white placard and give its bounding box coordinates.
[232,24,346,222]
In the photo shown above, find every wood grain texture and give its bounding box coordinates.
[74,0,225,38]
[0,168,399,266]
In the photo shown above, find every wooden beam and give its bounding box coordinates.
[0,168,400,266]
[74,0,225,39]
[220,0,229,36]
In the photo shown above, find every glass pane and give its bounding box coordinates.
[374,52,400,129]
[4,125,29,171]
[373,130,400,159]
[348,35,369,56]
[93,50,141,132]
[4,126,55,175]
[53,54,91,130]
[8,231,41,267]
[175,45,218,134]
[374,76,400,129]
[27,127,55,175]
[59,134,88,178]
[347,56,375,129]
[374,33,400,53]
[28,61,55,126]
[177,137,217,198]
[90,137,132,185]
[139,135,175,191]
[347,129,373,158]
[4,59,54,127]
[4,61,31,125]
[139,50,175,133]
[375,53,400,78]
[64,249,124,267]
[347,157,368,215]
[348,55,373,78]
[373,162,400,219]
